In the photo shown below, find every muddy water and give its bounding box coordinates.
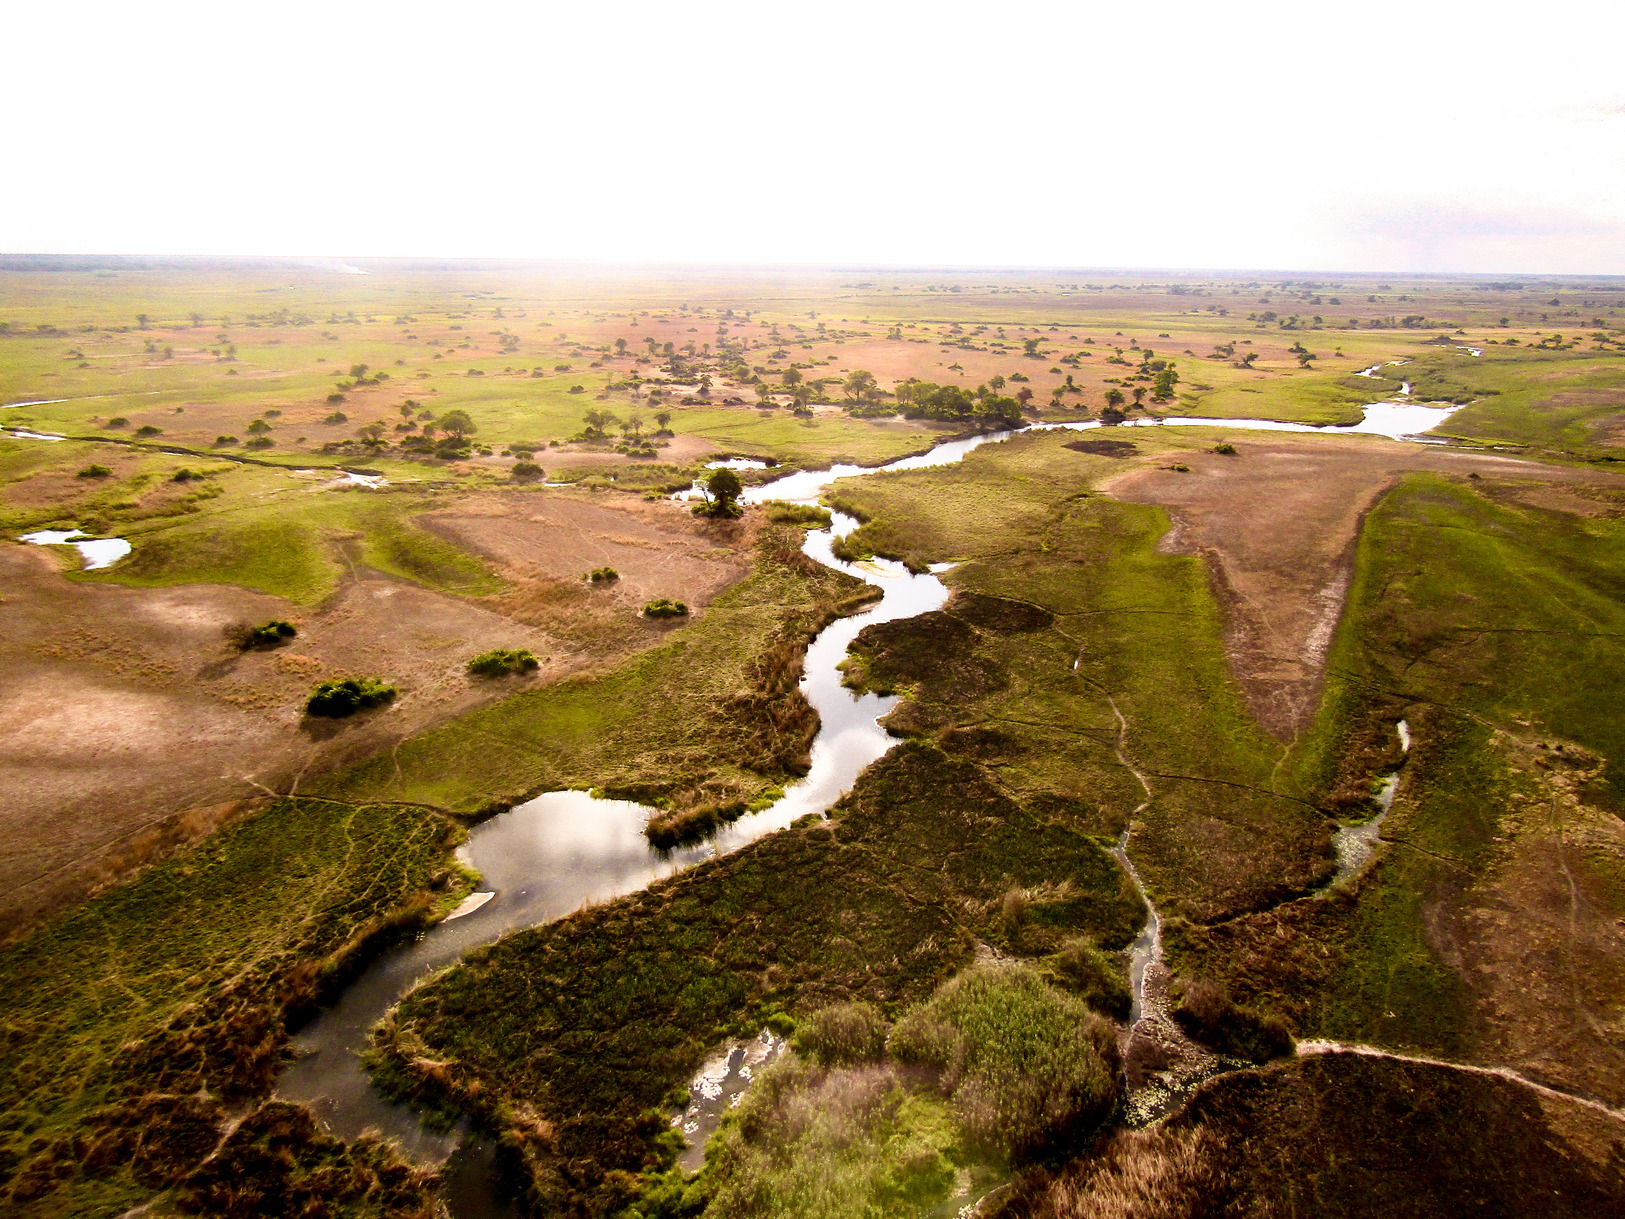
[281,400,1462,1205]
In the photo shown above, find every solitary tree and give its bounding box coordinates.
[653,410,672,433]
[1132,387,1147,406]
[615,337,628,356]
[1104,388,1126,411]
[782,366,803,387]
[438,409,477,439]
[704,466,744,516]
[989,374,1006,392]
[582,408,618,438]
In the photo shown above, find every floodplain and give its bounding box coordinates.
[2,259,1624,1218]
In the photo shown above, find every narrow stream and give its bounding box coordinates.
[276,394,1459,1209]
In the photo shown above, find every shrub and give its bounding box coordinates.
[1042,938,1131,1020]
[767,503,833,529]
[326,393,347,405]
[510,461,545,481]
[466,648,540,678]
[642,598,688,619]
[888,962,1120,1162]
[229,619,298,651]
[323,411,349,425]
[795,1002,889,1067]
[568,384,586,394]
[246,436,275,449]
[305,677,396,718]
[213,435,239,446]
[104,416,129,428]
[76,464,112,479]
[1170,980,1292,1063]
[1213,442,1237,455]
[135,425,163,437]
[171,468,203,482]
[586,566,619,583]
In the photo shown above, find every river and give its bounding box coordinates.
[274,397,1459,1210]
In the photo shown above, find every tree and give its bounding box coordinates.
[1132,387,1147,406]
[1104,389,1126,411]
[989,374,1006,392]
[136,314,150,329]
[783,366,804,387]
[438,409,477,439]
[626,413,645,439]
[582,409,618,438]
[1153,365,1180,400]
[615,337,628,356]
[755,381,775,406]
[704,466,744,516]
[843,369,879,404]
[1015,386,1034,407]
[654,410,672,433]
[1023,338,1041,356]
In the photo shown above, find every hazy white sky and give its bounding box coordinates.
[7,0,1625,273]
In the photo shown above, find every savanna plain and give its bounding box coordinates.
[2,258,1624,1219]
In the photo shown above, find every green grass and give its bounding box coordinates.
[832,428,1330,920]
[369,742,1143,1214]
[312,523,870,813]
[1171,472,1625,1058]
[0,797,459,1217]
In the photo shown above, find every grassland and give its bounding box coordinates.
[1171,473,1625,1102]
[6,262,1625,1218]
[0,796,461,1217]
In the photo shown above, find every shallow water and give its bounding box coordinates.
[1330,719,1411,885]
[3,427,66,441]
[274,513,947,1169]
[19,528,131,569]
[283,399,1458,1205]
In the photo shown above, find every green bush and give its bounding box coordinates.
[510,461,545,481]
[643,598,689,619]
[104,417,129,428]
[587,566,619,583]
[888,962,1120,1161]
[323,411,348,425]
[135,425,163,437]
[305,677,396,718]
[767,503,833,529]
[466,648,540,678]
[231,619,298,651]
[213,435,239,446]
[76,464,112,479]
[171,468,203,482]
[794,1002,889,1066]
[1042,937,1131,1020]
[1213,442,1237,455]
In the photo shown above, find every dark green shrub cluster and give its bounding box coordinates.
[305,677,396,718]
[587,566,619,583]
[104,416,129,428]
[213,435,239,447]
[230,619,297,651]
[171,467,204,482]
[510,461,545,481]
[322,411,348,424]
[1213,442,1237,455]
[135,425,163,437]
[76,464,112,479]
[466,648,540,678]
[1041,936,1131,1020]
[1171,979,1292,1063]
[643,599,688,618]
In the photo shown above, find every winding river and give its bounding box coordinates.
[273,398,1461,1211]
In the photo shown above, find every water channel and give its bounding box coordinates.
[273,398,1460,1210]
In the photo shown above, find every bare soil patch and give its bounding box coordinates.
[1103,437,1625,739]
[0,491,747,933]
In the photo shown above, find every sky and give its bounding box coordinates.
[7,0,1625,274]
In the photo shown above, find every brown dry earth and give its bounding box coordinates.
[0,492,747,934]
[1102,436,1625,740]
